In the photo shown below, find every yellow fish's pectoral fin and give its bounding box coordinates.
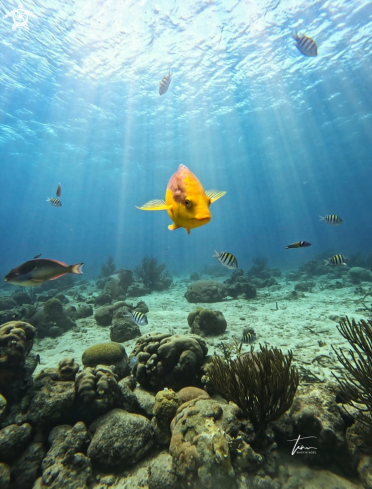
[205,190,227,203]
[136,199,171,211]
[168,223,181,231]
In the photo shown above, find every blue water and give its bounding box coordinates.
[1,0,371,281]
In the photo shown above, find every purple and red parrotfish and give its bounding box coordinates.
[4,258,83,287]
[136,164,226,234]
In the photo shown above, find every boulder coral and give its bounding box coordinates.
[130,333,208,391]
[87,408,155,469]
[184,280,227,303]
[187,308,227,336]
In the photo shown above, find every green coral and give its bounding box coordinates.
[209,344,299,446]
[82,342,125,367]
[134,256,171,290]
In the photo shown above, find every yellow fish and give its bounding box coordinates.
[136,164,226,234]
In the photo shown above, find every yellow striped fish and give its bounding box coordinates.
[324,254,348,267]
[124,310,148,326]
[320,214,343,225]
[159,71,172,96]
[213,250,238,269]
[241,332,256,344]
[46,197,62,207]
[293,30,318,57]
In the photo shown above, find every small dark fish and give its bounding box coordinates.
[320,214,342,225]
[293,30,317,57]
[36,354,41,364]
[285,241,311,249]
[46,198,62,207]
[5,258,83,287]
[324,254,348,267]
[241,332,256,344]
[213,250,238,269]
[124,310,148,326]
[34,254,42,259]
[56,183,62,197]
[159,71,172,95]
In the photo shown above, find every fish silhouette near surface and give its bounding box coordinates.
[5,258,83,286]
[136,164,226,234]
[293,30,318,57]
[285,241,311,249]
[159,71,172,95]
[56,183,62,197]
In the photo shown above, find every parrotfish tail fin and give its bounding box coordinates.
[136,199,171,211]
[168,224,181,231]
[70,263,84,275]
[205,190,227,203]
[324,259,330,266]
[212,250,220,257]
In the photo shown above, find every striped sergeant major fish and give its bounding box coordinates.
[293,30,317,57]
[285,241,311,249]
[324,254,349,267]
[46,197,62,207]
[241,332,256,344]
[124,310,148,326]
[320,214,343,225]
[213,250,238,269]
[159,71,172,96]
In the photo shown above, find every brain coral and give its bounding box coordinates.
[82,343,129,379]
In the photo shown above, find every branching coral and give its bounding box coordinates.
[209,345,299,446]
[332,316,372,431]
[134,256,171,290]
[100,255,116,277]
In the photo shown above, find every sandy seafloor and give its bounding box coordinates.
[3,273,371,489]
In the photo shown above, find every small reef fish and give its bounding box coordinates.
[213,250,238,269]
[46,198,62,207]
[136,164,226,234]
[241,332,256,344]
[285,241,311,249]
[33,253,42,259]
[56,183,62,197]
[129,356,138,370]
[4,258,83,287]
[159,71,172,95]
[293,30,318,57]
[324,254,349,267]
[124,311,148,326]
[320,214,343,225]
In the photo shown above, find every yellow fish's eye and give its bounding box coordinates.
[185,199,191,208]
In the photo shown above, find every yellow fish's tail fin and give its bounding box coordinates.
[136,199,171,211]
[168,223,181,231]
[205,190,227,203]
